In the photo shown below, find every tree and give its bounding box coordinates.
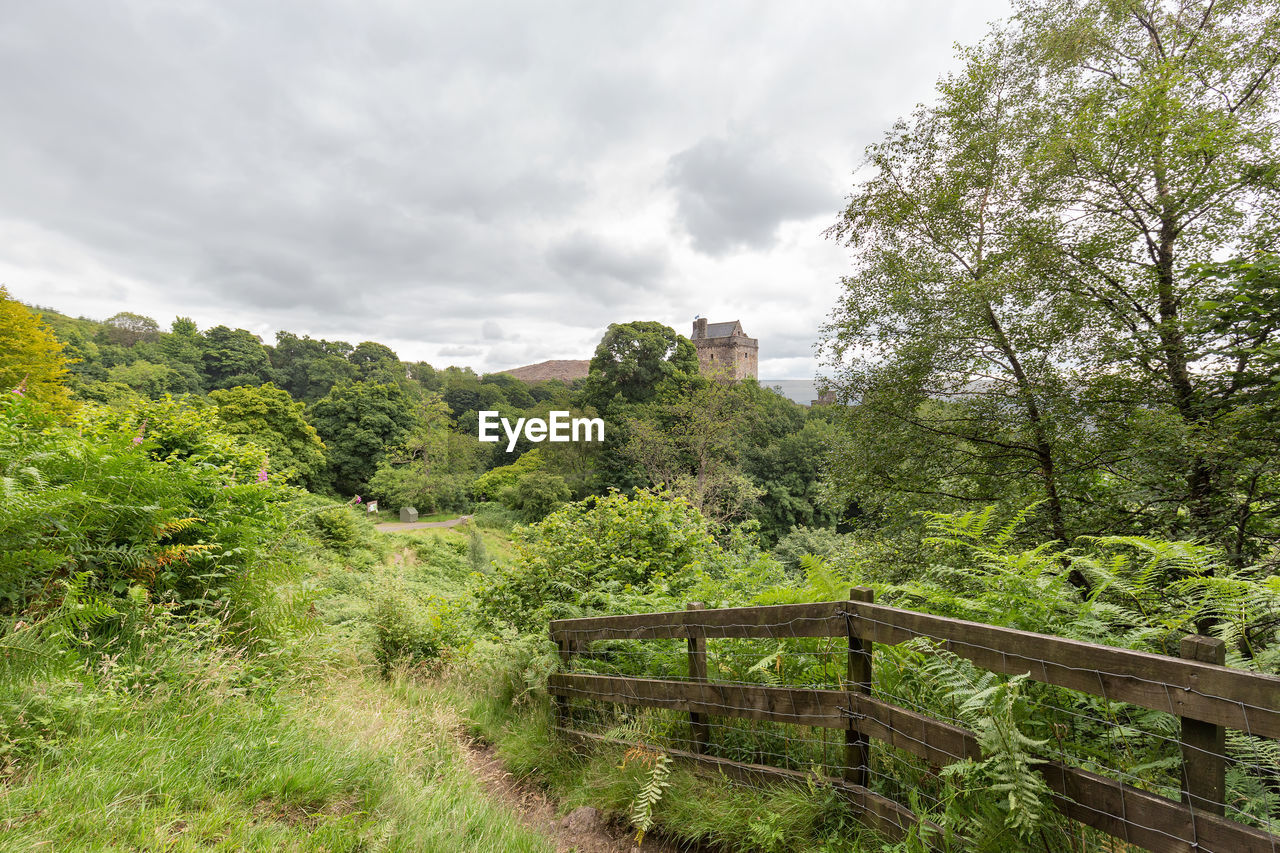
[0,288,74,416]
[349,341,402,383]
[310,380,418,495]
[366,394,481,512]
[270,332,357,402]
[823,31,1085,542]
[157,316,206,394]
[209,383,328,490]
[625,378,763,526]
[107,360,186,399]
[201,326,277,390]
[501,470,572,522]
[1024,0,1280,555]
[100,311,160,347]
[581,321,699,410]
[479,489,718,629]
[823,0,1280,558]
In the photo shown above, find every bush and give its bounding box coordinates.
[500,470,572,522]
[479,489,719,630]
[771,525,846,575]
[0,395,297,619]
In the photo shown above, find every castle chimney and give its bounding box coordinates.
[693,317,708,339]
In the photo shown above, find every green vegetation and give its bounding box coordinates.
[5,1,1280,850]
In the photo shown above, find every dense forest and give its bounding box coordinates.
[2,1,1279,851]
[22,303,836,544]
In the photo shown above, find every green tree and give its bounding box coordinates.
[310,380,418,495]
[1025,0,1280,554]
[156,316,207,394]
[366,394,480,512]
[472,449,547,501]
[0,288,74,416]
[501,470,572,522]
[823,31,1080,542]
[209,383,328,490]
[100,311,161,347]
[107,360,186,399]
[349,341,402,383]
[581,321,699,410]
[201,326,277,390]
[479,490,718,629]
[270,332,356,402]
[823,0,1280,557]
[625,378,762,526]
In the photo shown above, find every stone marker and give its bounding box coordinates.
[399,506,418,523]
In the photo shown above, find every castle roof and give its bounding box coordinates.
[704,320,742,338]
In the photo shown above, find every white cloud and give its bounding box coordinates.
[0,0,1013,376]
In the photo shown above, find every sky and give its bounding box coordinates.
[1,0,1012,379]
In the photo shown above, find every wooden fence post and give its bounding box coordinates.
[687,602,710,754]
[554,631,578,733]
[1179,634,1226,816]
[846,587,874,787]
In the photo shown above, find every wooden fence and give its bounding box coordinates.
[548,590,1280,853]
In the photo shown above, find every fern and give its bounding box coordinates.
[626,748,671,845]
[1,572,118,659]
[921,652,1053,841]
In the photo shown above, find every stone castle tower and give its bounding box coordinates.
[691,318,758,380]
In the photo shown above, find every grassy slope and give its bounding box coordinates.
[0,657,551,852]
[1,519,880,852]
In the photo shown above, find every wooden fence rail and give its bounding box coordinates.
[548,591,1280,853]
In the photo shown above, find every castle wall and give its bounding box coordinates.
[694,335,758,380]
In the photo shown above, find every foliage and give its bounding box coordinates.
[100,311,160,347]
[501,469,572,523]
[625,377,763,527]
[310,379,419,495]
[367,393,479,513]
[924,661,1052,847]
[822,0,1280,559]
[480,490,719,630]
[472,449,546,501]
[209,383,328,489]
[771,525,846,575]
[200,325,278,390]
[581,320,698,410]
[0,394,295,621]
[0,287,75,416]
[78,394,269,481]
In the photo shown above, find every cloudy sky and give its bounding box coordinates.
[2,0,1011,378]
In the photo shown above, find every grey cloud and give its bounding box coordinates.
[0,0,1015,377]
[482,321,506,340]
[545,231,670,303]
[665,134,838,256]
[439,344,484,358]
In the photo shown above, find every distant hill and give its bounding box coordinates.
[500,359,591,382]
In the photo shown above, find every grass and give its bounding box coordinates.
[0,640,551,852]
[455,660,880,853]
[0,517,884,853]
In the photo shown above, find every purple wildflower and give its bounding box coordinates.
[10,374,27,396]
[257,467,269,484]
[354,495,362,503]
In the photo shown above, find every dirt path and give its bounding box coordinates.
[457,737,694,853]
[374,514,473,531]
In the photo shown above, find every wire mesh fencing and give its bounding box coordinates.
[548,592,1280,853]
